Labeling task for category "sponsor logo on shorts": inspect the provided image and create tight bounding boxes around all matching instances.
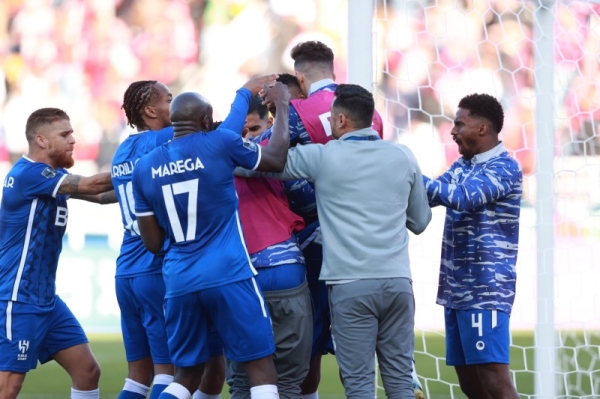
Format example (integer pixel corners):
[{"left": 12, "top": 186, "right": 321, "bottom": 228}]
[{"left": 18, "top": 340, "right": 29, "bottom": 361}]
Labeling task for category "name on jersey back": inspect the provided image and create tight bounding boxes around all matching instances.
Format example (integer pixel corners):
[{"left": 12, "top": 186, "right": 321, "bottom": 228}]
[{"left": 151, "top": 157, "right": 205, "bottom": 179}]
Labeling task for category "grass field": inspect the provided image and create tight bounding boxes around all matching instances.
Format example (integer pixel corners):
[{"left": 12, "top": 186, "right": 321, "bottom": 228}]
[{"left": 19, "top": 331, "right": 600, "bottom": 398}]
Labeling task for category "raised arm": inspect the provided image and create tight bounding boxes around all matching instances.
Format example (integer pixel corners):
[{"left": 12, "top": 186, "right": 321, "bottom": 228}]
[
  {"left": 220, "top": 74, "right": 279, "bottom": 134},
  {"left": 255, "top": 82, "right": 290, "bottom": 172},
  {"left": 56, "top": 172, "right": 113, "bottom": 196}
]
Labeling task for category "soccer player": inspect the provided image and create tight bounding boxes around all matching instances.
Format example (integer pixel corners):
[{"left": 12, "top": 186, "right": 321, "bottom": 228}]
[
  {"left": 131, "top": 81, "right": 290, "bottom": 399},
  {"left": 242, "top": 95, "right": 273, "bottom": 138},
  {"left": 422, "top": 93, "right": 522, "bottom": 399},
  {"left": 228, "top": 96, "right": 313, "bottom": 399},
  {"left": 112, "top": 80, "right": 176, "bottom": 399},
  {"left": 238, "top": 83, "right": 431, "bottom": 399},
  {"left": 0, "top": 108, "right": 115, "bottom": 399},
  {"left": 113, "top": 76, "right": 278, "bottom": 399}
]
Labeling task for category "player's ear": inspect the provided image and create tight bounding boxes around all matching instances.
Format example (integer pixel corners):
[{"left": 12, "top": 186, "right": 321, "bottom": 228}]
[
  {"left": 144, "top": 105, "right": 157, "bottom": 119},
  {"left": 267, "top": 116, "right": 273, "bottom": 128},
  {"left": 35, "top": 134, "right": 47, "bottom": 149}
]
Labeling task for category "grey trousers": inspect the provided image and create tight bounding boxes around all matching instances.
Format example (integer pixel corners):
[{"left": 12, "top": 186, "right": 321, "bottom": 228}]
[
  {"left": 227, "top": 280, "right": 313, "bottom": 399},
  {"left": 329, "top": 278, "right": 415, "bottom": 399}
]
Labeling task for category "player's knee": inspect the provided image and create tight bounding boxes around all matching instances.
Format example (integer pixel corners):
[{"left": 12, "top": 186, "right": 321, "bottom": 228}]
[{"left": 72, "top": 358, "right": 101, "bottom": 390}]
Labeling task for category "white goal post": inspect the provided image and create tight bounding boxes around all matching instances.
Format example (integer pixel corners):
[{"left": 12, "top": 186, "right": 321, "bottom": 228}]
[{"left": 348, "top": 1, "right": 600, "bottom": 398}]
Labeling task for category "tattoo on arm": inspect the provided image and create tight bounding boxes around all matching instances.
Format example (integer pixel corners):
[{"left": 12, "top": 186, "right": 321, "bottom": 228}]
[
  {"left": 98, "top": 190, "right": 118, "bottom": 204},
  {"left": 56, "top": 175, "right": 82, "bottom": 195}
]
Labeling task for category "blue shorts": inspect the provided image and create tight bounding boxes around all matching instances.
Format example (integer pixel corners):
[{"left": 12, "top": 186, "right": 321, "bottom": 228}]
[
  {"left": 445, "top": 308, "right": 510, "bottom": 366},
  {"left": 301, "top": 239, "right": 334, "bottom": 356},
  {"left": 0, "top": 297, "right": 88, "bottom": 372},
  {"left": 255, "top": 263, "right": 306, "bottom": 292},
  {"left": 116, "top": 273, "right": 171, "bottom": 363},
  {"left": 164, "top": 278, "right": 275, "bottom": 367}
]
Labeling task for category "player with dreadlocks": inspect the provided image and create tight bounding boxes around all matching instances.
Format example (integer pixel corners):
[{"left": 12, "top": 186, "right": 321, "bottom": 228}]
[{"left": 112, "top": 80, "right": 177, "bottom": 399}]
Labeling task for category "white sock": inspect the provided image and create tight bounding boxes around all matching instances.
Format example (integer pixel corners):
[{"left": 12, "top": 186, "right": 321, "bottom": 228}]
[
  {"left": 153, "top": 374, "right": 174, "bottom": 386},
  {"left": 302, "top": 392, "right": 318, "bottom": 399},
  {"left": 162, "top": 383, "right": 191, "bottom": 399},
  {"left": 123, "top": 378, "right": 151, "bottom": 396},
  {"left": 71, "top": 388, "right": 99, "bottom": 399},
  {"left": 250, "top": 384, "right": 278, "bottom": 399},
  {"left": 192, "top": 391, "right": 220, "bottom": 399}
]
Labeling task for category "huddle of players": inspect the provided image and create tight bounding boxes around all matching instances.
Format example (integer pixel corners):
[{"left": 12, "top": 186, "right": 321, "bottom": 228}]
[{"left": 0, "top": 39, "right": 522, "bottom": 399}]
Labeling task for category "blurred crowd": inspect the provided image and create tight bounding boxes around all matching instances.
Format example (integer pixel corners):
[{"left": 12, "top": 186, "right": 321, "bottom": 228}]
[
  {"left": 1, "top": 0, "right": 600, "bottom": 179},
  {"left": 376, "top": 0, "right": 600, "bottom": 177}
]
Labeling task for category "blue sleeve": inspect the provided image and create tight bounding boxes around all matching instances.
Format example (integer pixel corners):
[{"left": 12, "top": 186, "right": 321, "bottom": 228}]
[
  {"left": 132, "top": 159, "right": 153, "bottom": 216},
  {"left": 219, "top": 88, "right": 252, "bottom": 134},
  {"left": 283, "top": 179, "right": 318, "bottom": 224},
  {"left": 21, "top": 164, "right": 69, "bottom": 199},
  {"left": 250, "top": 103, "right": 303, "bottom": 145},
  {"left": 218, "top": 128, "right": 261, "bottom": 170},
  {"left": 424, "top": 158, "right": 521, "bottom": 212},
  {"left": 155, "top": 126, "right": 174, "bottom": 146},
  {"left": 288, "top": 104, "right": 305, "bottom": 145}
]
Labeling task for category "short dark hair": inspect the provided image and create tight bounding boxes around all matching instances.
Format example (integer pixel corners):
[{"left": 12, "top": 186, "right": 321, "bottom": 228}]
[
  {"left": 333, "top": 84, "right": 374, "bottom": 129},
  {"left": 458, "top": 93, "right": 504, "bottom": 133},
  {"left": 25, "top": 108, "right": 70, "bottom": 142},
  {"left": 290, "top": 41, "right": 334, "bottom": 74},
  {"left": 277, "top": 73, "right": 300, "bottom": 91},
  {"left": 122, "top": 80, "right": 159, "bottom": 129},
  {"left": 247, "top": 95, "right": 269, "bottom": 120}
]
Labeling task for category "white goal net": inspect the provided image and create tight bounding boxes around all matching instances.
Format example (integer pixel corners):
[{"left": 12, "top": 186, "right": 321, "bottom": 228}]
[{"left": 371, "top": 0, "right": 600, "bottom": 398}]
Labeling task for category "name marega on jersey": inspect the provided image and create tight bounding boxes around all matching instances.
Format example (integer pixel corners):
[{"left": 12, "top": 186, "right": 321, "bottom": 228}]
[{"left": 151, "top": 157, "right": 205, "bottom": 179}]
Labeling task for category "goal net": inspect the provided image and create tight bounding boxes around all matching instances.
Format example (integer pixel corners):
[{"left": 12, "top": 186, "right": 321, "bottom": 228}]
[{"left": 371, "top": 0, "right": 600, "bottom": 397}]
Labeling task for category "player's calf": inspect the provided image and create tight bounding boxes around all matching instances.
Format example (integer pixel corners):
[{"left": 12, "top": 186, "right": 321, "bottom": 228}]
[{"left": 0, "top": 371, "right": 26, "bottom": 399}]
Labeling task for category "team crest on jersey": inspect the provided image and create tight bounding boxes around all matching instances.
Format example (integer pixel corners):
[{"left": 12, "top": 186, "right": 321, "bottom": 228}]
[
  {"left": 42, "top": 167, "right": 57, "bottom": 178},
  {"left": 243, "top": 139, "right": 258, "bottom": 152}
]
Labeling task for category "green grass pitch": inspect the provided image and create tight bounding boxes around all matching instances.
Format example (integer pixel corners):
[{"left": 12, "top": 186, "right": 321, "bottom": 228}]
[{"left": 19, "top": 331, "right": 600, "bottom": 398}]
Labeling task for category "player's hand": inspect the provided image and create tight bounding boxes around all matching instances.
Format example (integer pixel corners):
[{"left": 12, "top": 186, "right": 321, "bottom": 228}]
[
  {"left": 243, "top": 74, "right": 279, "bottom": 96},
  {"left": 263, "top": 82, "right": 290, "bottom": 106}
]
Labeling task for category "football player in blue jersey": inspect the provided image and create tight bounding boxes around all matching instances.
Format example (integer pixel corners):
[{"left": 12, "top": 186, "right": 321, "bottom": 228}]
[
  {"left": 423, "top": 93, "right": 522, "bottom": 399},
  {"left": 114, "top": 76, "right": 279, "bottom": 399},
  {"left": 0, "top": 108, "right": 115, "bottom": 399},
  {"left": 113, "top": 79, "right": 176, "bottom": 399},
  {"left": 131, "top": 81, "right": 290, "bottom": 399}
]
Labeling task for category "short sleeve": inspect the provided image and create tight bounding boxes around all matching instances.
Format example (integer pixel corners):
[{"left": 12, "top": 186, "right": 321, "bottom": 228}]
[
  {"left": 218, "top": 128, "right": 262, "bottom": 170},
  {"left": 21, "top": 164, "right": 69, "bottom": 199}
]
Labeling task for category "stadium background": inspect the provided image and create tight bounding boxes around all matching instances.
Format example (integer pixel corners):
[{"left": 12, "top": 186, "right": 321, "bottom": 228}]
[{"left": 1, "top": 0, "right": 599, "bottom": 397}]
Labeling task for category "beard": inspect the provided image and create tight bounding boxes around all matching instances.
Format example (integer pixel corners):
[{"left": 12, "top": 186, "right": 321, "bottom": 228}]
[{"left": 49, "top": 147, "right": 75, "bottom": 169}]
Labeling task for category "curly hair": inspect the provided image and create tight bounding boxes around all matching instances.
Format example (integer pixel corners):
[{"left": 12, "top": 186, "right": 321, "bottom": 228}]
[
  {"left": 458, "top": 93, "right": 504, "bottom": 133},
  {"left": 25, "top": 108, "right": 70, "bottom": 142},
  {"left": 121, "top": 80, "right": 159, "bottom": 129},
  {"left": 290, "top": 41, "right": 334, "bottom": 74}
]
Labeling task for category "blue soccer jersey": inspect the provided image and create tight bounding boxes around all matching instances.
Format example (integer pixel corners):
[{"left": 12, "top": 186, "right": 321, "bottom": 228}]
[
  {"left": 132, "top": 127, "right": 262, "bottom": 298},
  {"left": 423, "top": 143, "right": 523, "bottom": 315},
  {"left": 111, "top": 126, "right": 173, "bottom": 277},
  {"left": 0, "top": 156, "right": 69, "bottom": 305}
]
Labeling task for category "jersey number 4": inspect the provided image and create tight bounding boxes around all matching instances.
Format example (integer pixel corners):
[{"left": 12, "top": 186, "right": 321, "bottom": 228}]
[{"left": 162, "top": 179, "right": 198, "bottom": 243}]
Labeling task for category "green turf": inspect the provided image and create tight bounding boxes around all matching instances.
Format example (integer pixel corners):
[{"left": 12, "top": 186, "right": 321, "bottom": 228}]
[{"left": 19, "top": 331, "right": 600, "bottom": 398}]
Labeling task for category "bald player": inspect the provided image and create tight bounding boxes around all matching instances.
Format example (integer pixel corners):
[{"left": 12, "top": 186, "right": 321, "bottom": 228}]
[{"left": 131, "top": 81, "right": 291, "bottom": 399}]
